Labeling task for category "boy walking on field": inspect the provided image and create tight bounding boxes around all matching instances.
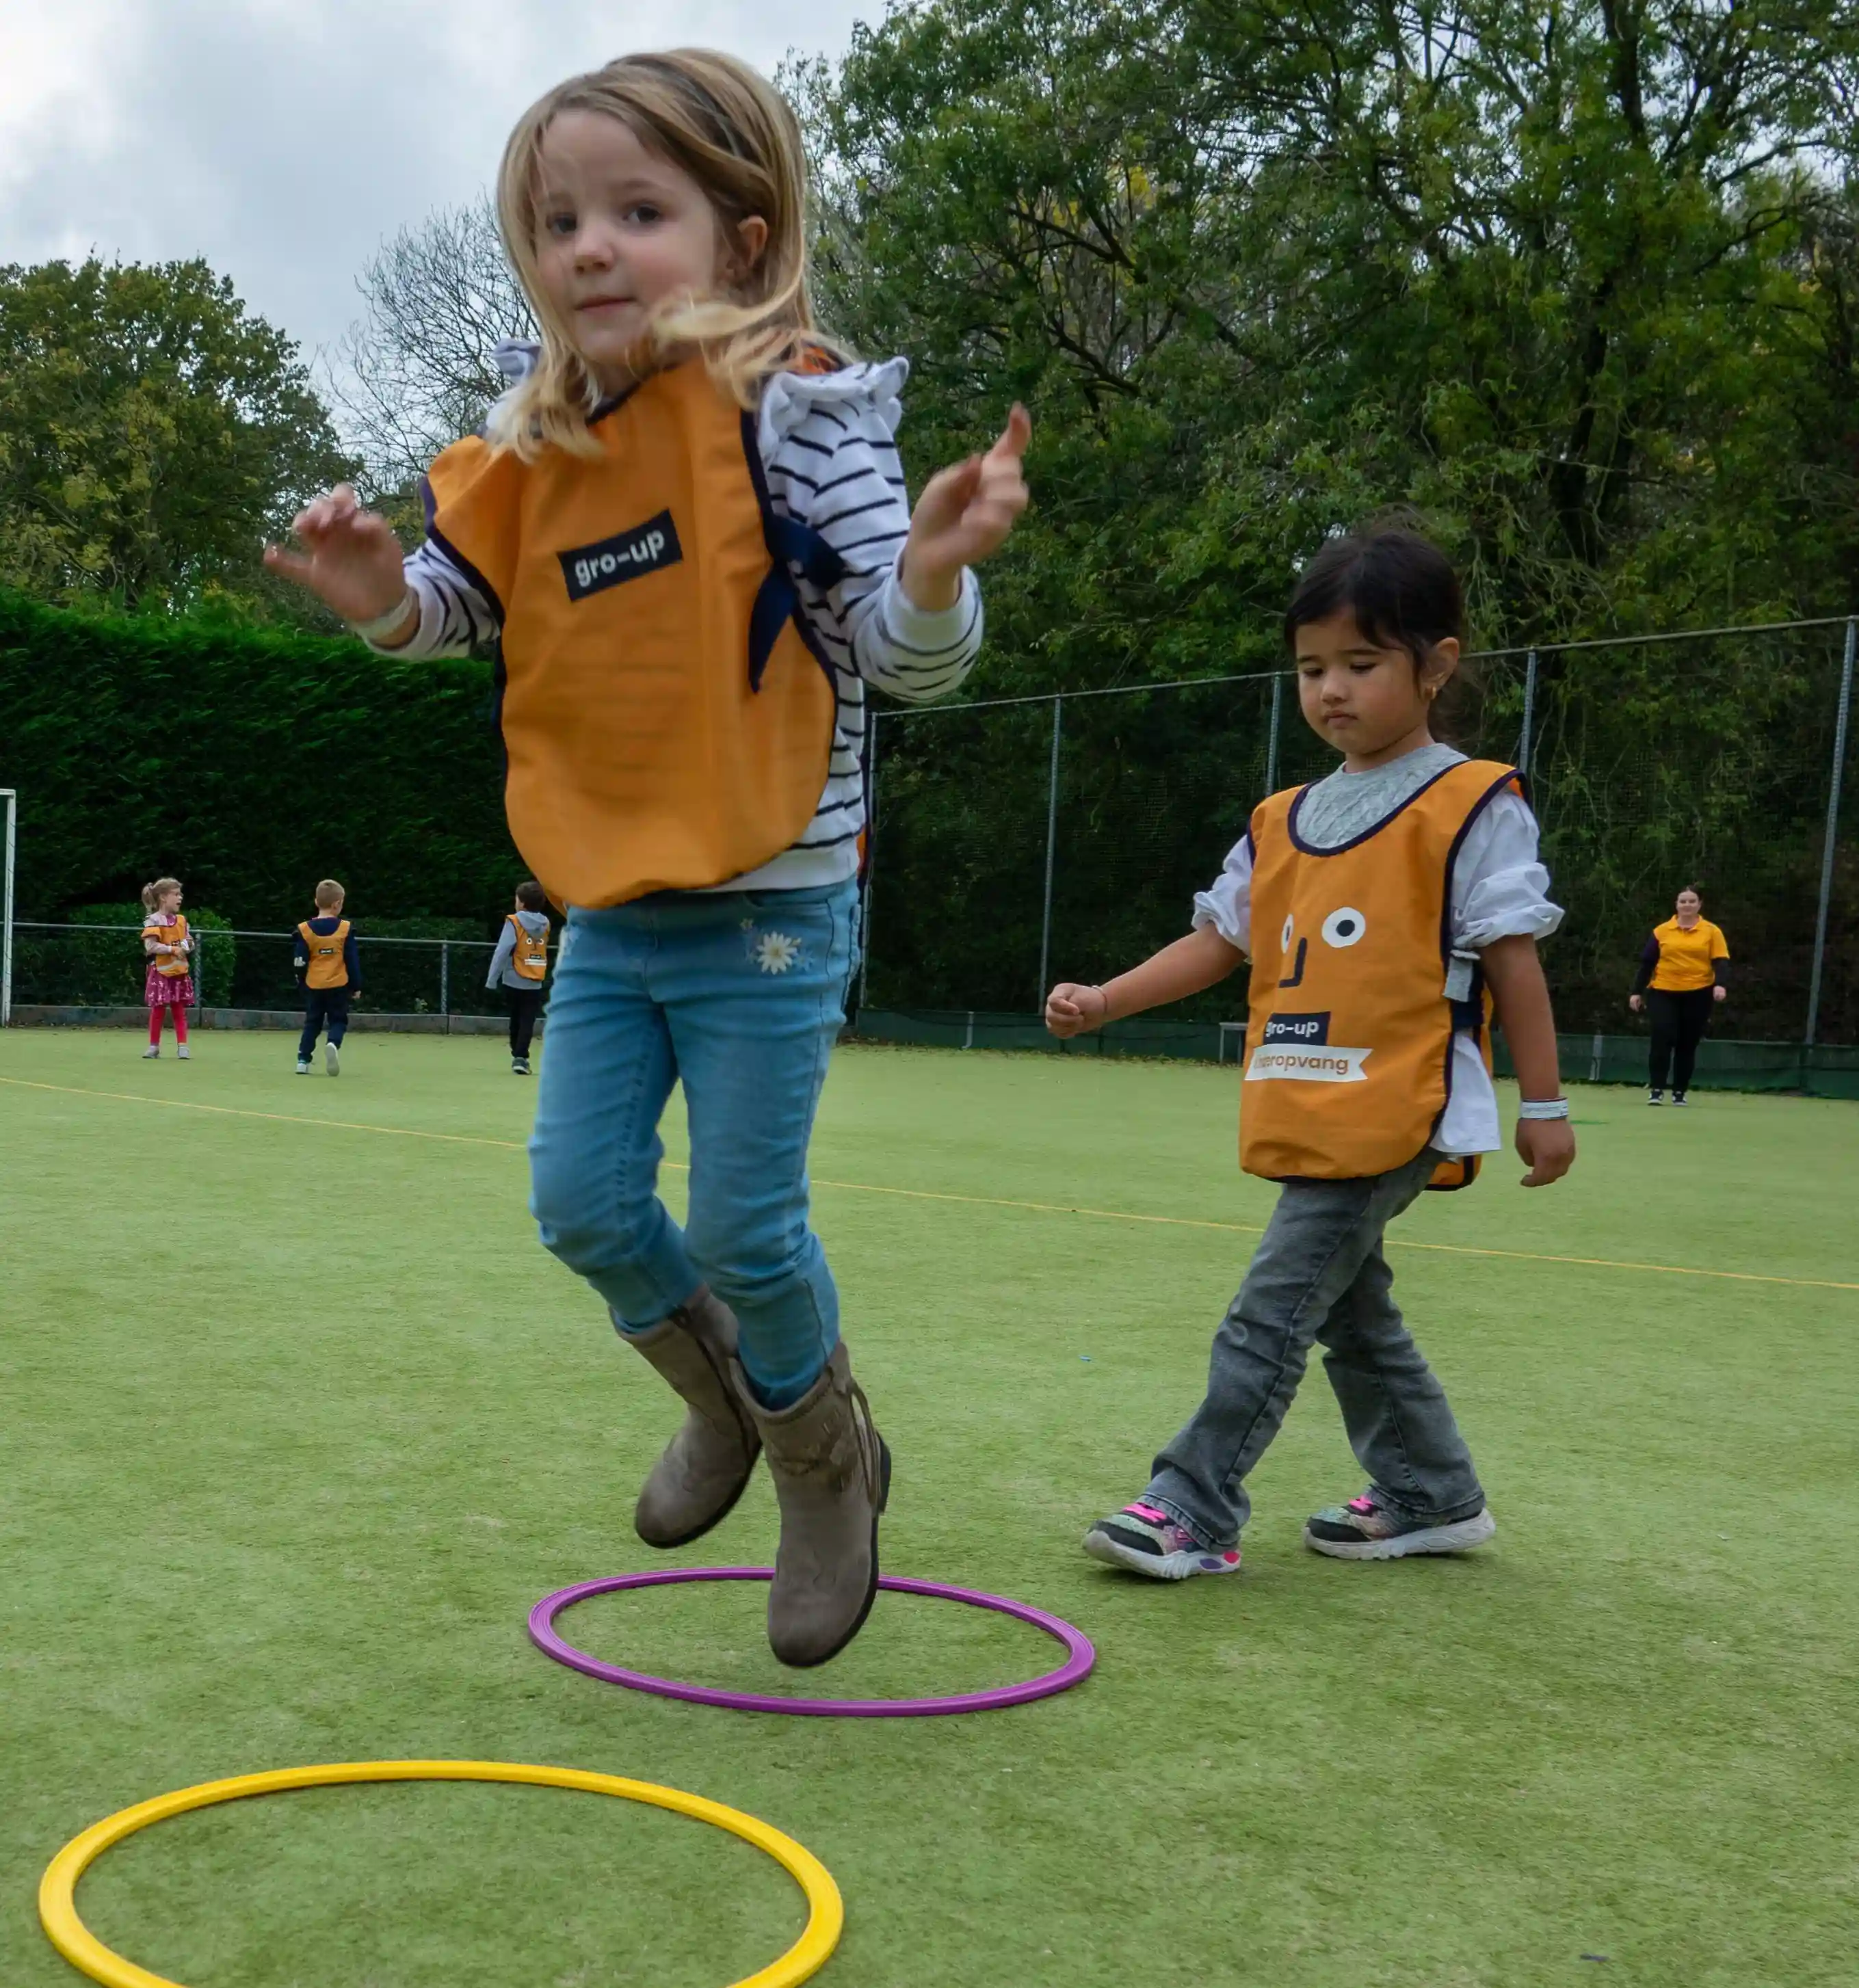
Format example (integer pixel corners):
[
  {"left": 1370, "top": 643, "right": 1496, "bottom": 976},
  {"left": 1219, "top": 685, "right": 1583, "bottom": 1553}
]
[
  {"left": 294, "top": 879, "right": 361, "bottom": 1076},
  {"left": 485, "top": 879, "right": 551, "bottom": 1076}
]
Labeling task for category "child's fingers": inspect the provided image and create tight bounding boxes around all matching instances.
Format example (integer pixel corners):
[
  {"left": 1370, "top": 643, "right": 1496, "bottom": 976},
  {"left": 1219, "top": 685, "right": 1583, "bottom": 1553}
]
[
  {"left": 263, "top": 544, "right": 316, "bottom": 584},
  {"left": 915, "top": 457, "right": 984, "bottom": 525},
  {"left": 985, "top": 402, "right": 1031, "bottom": 464}
]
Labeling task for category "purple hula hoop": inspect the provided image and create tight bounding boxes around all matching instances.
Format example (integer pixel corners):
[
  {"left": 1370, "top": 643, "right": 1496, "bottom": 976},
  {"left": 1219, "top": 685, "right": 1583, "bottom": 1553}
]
[{"left": 527, "top": 1567, "right": 1096, "bottom": 1717}]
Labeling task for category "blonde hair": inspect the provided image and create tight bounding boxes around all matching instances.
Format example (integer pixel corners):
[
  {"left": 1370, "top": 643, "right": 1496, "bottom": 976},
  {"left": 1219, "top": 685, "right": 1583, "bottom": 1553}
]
[
  {"left": 489, "top": 49, "right": 845, "bottom": 459},
  {"left": 315, "top": 879, "right": 345, "bottom": 910},
  {"left": 141, "top": 877, "right": 182, "bottom": 913}
]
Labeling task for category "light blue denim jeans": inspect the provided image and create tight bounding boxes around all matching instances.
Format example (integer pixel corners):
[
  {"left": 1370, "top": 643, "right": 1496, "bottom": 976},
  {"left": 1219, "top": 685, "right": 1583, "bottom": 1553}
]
[{"left": 528, "top": 880, "right": 859, "bottom": 1409}]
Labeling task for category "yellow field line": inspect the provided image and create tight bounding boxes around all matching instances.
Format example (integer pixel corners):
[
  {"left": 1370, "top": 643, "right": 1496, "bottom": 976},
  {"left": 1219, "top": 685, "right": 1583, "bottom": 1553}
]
[
  {"left": 5, "top": 1073, "right": 1856, "bottom": 1294},
  {"left": 0, "top": 1076, "right": 528, "bottom": 1150}
]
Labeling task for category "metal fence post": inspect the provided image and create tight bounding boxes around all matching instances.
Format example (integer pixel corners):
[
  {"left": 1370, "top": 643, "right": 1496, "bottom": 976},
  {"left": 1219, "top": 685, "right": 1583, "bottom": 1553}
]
[
  {"left": 1805, "top": 615, "right": 1857, "bottom": 1048},
  {"left": 1266, "top": 674, "right": 1283, "bottom": 794},
  {"left": 440, "top": 940, "right": 450, "bottom": 1026},
  {"left": 858, "top": 711, "right": 879, "bottom": 1013},
  {"left": 1518, "top": 649, "right": 1539, "bottom": 777},
  {"left": 1036, "top": 695, "right": 1064, "bottom": 1011},
  {"left": 1, "top": 788, "right": 14, "bottom": 1027}
]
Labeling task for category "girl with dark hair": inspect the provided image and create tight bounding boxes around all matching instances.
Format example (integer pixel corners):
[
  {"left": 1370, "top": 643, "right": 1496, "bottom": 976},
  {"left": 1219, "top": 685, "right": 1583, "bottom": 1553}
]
[
  {"left": 1048, "top": 527, "right": 1574, "bottom": 1578},
  {"left": 1629, "top": 887, "right": 1728, "bottom": 1104}
]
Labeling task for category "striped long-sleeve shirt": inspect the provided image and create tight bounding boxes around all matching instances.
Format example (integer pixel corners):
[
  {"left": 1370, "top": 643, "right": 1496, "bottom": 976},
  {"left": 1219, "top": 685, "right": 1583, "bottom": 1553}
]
[{"left": 373, "top": 353, "right": 984, "bottom": 896}]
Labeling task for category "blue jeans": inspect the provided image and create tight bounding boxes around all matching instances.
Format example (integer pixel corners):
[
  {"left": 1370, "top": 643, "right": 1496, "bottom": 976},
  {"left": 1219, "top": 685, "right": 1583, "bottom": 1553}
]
[{"left": 528, "top": 881, "right": 859, "bottom": 1408}]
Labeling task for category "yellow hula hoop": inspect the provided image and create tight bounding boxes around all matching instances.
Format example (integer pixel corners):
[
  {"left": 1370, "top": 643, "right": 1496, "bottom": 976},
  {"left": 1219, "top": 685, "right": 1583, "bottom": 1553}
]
[{"left": 38, "top": 1760, "right": 843, "bottom": 1988}]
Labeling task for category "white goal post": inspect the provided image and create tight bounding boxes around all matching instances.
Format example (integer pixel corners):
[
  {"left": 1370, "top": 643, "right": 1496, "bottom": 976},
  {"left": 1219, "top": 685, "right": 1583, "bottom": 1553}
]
[{"left": 1, "top": 789, "right": 14, "bottom": 1026}]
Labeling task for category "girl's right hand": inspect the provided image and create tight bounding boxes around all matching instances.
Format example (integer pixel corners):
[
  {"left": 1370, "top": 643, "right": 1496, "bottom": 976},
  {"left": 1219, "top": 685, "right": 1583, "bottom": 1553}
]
[
  {"left": 264, "top": 485, "right": 408, "bottom": 624},
  {"left": 1628, "top": 993, "right": 1644, "bottom": 1012},
  {"left": 1045, "top": 982, "right": 1108, "bottom": 1038}
]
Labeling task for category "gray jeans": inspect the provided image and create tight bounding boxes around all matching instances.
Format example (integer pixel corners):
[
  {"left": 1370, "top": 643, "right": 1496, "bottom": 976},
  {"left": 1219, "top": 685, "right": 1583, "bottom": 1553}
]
[{"left": 1146, "top": 1147, "right": 1485, "bottom": 1548}]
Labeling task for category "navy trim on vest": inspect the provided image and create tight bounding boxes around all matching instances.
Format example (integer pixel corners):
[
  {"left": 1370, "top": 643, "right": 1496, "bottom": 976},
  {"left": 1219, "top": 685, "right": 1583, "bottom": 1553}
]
[
  {"left": 1421, "top": 765, "right": 1524, "bottom": 1184},
  {"left": 421, "top": 475, "right": 507, "bottom": 625},
  {"left": 740, "top": 409, "right": 845, "bottom": 693}
]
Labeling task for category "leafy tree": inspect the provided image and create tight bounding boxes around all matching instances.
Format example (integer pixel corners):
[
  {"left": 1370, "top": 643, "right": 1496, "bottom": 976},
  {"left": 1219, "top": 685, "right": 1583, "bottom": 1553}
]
[
  {"left": 0, "top": 257, "right": 356, "bottom": 618},
  {"left": 795, "top": 1, "right": 1859, "bottom": 1029},
  {"left": 799, "top": 0, "right": 1859, "bottom": 675}
]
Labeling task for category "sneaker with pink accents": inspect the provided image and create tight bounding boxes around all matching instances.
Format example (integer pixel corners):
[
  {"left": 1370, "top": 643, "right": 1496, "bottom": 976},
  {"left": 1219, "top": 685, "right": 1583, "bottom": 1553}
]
[
  {"left": 1304, "top": 1488, "right": 1496, "bottom": 1561},
  {"left": 1083, "top": 1501, "right": 1242, "bottom": 1580}
]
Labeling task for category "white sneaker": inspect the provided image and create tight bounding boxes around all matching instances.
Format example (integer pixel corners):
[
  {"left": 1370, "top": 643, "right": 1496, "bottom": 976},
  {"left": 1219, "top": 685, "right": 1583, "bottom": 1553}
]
[
  {"left": 295, "top": 1059, "right": 311, "bottom": 1075},
  {"left": 142, "top": 1046, "right": 159, "bottom": 1059},
  {"left": 324, "top": 1041, "right": 341, "bottom": 1076},
  {"left": 176, "top": 1045, "right": 190, "bottom": 1059}
]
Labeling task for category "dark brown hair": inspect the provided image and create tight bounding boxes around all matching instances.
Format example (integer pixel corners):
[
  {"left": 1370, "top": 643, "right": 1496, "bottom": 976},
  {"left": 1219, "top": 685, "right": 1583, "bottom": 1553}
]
[
  {"left": 516, "top": 879, "right": 548, "bottom": 912},
  {"left": 1286, "top": 525, "right": 1482, "bottom": 743}
]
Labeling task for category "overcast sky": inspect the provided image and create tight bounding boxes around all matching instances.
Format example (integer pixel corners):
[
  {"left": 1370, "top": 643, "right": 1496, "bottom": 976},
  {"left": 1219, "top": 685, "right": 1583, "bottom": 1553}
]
[{"left": 0, "top": 0, "right": 881, "bottom": 371}]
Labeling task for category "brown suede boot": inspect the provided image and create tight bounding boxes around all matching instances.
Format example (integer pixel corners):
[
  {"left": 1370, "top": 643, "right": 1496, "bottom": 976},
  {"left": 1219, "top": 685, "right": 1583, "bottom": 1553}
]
[
  {"left": 739, "top": 1341, "right": 891, "bottom": 1669},
  {"left": 625, "top": 1288, "right": 760, "bottom": 1548}
]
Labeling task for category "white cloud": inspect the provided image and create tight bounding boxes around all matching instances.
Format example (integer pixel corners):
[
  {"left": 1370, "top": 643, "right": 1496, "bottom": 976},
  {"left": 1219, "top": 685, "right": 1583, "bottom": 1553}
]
[{"left": 0, "top": 0, "right": 880, "bottom": 365}]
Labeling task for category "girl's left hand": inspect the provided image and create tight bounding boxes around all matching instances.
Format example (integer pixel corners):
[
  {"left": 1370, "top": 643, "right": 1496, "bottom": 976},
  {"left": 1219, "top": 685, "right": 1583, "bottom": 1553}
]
[
  {"left": 1713, "top": 985, "right": 1727, "bottom": 1002},
  {"left": 900, "top": 404, "right": 1031, "bottom": 611}
]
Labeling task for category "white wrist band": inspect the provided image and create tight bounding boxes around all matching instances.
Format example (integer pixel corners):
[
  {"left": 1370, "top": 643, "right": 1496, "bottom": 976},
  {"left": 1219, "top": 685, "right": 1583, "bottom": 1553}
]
[
  {"left": 1517, "top": 1098, "right": 1570, "bottom": 1121},
  {"left": 349, "top": 589, "right": 417, "bottom": 642}
]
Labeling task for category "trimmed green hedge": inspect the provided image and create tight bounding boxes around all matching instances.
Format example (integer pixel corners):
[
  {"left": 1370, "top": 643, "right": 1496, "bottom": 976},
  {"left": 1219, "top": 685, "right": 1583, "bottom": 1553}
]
[{"left": 0, "top": 587, "right": 520, "bottom": 929}]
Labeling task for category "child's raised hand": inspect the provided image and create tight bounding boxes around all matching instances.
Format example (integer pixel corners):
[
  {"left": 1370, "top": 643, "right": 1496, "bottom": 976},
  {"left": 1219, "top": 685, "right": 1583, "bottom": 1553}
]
[
  {"left": 1045, "top": 981, "right": 1108, "bottom": 1039},
  {"left": 264, "top": 485, "right": 409, "bottom": 626},
  {"left": 900, "top": 404, "right": 1031, "bottom": 611},
  {"left": 1515, "top": 1118, "right": 1576, "bottom": 1188}
]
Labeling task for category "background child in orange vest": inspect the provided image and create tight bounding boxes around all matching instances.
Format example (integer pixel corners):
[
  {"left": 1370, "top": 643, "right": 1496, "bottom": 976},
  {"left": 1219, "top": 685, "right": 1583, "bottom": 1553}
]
[
  {"left": 1048, "top": 529, "right": 1575, "bottom": 1579},
  {"left": 293, "top": 879, "right": 361, "bottom": 1077},
  {"left": 487, "top": 879, "right": 552, "bottom": 1075},
  {"left": 265, "top": 51, "right": 1027, "bottom": 1666},
  {"left": 140, "top": 877, "right": 193, "bottom": 1059}
]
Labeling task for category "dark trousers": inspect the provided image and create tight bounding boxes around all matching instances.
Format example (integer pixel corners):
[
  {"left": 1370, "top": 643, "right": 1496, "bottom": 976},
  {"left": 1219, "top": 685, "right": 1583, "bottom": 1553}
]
[
  {"left": 1146, "top": 1146, "right": 1483, "bottom": 1546},
  {"left": 1648, "top": 987, "right": 1713, "bottom": 1091},
  {"left": 506, "top": 985, "right": 544, "bottom": 1059},
  {"left": 299, "top": 988, "right": 351, "bottom": 1059}
]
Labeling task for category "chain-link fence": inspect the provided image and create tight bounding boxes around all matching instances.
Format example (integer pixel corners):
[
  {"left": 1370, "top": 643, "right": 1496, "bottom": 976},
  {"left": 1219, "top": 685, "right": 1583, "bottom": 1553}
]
[
  {"left": 7, "top": 925, "right": 516, "bottom": 1020},
  {"left": 858, "top": 615, "right": 1859, "bottom": 1052}
]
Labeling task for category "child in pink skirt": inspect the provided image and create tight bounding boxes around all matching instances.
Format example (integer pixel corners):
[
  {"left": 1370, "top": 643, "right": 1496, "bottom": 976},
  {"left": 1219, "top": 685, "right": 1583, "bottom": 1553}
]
[{"left": 141, "top": 877, "right": 194, "bottom": 1059}]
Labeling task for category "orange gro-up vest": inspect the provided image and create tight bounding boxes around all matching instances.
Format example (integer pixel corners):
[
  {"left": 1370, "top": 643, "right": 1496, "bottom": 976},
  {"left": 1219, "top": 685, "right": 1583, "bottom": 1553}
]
[
  {"left": 508, "top": 915, "right": 549, "bottom": 983},
  {"left": 144, "top": 914, "right": 190, "bottom": 977},
  {"left": 1239, "top": 759, "right": 1523, "bottom": 1191},
  {"left": 422, "top": 360, "right": 841, "bottom": 908},
  {"left": 298, "top": 920, "right": 352, "bottom": 990}
]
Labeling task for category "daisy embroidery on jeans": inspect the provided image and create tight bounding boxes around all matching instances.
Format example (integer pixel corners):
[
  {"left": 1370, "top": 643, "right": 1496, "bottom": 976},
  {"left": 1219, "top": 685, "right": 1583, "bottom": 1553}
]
[{"left": 752, "top": 931, "right": 802, "bottom": 975}]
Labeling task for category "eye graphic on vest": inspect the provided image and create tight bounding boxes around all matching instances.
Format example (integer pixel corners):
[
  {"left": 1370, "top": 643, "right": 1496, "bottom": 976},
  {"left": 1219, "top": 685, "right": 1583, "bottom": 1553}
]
[
  {"left": 1321, "top": 907, "right": 1368, "bottom": 949},
  {"left": 1280, "top": 914, "right": 1294, "bottom": 951}
]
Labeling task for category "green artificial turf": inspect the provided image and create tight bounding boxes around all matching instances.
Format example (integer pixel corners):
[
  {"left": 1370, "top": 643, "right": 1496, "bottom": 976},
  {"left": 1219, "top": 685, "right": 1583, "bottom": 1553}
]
[{"left": 2, "top": 1028, "right": 1855, "bottom": 1987}]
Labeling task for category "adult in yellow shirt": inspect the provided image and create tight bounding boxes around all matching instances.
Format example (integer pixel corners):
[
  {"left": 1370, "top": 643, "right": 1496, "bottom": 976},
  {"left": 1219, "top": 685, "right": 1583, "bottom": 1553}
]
[{"left": 1629, "top": 887, "right": 1728, "bottom": 1105}]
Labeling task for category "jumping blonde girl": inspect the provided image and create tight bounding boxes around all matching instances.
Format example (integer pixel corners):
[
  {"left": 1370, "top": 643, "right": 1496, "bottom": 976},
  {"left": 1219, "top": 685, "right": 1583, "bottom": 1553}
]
[
  {"left": 1048, "top": 529, "right": 1574, "bottom": 1578},
  {"left": 267, "top": 50, "right": 1028, "bottom": 1665},
  {"left": 140, "top": 878, "right": 193, "bottom": 1059}
]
